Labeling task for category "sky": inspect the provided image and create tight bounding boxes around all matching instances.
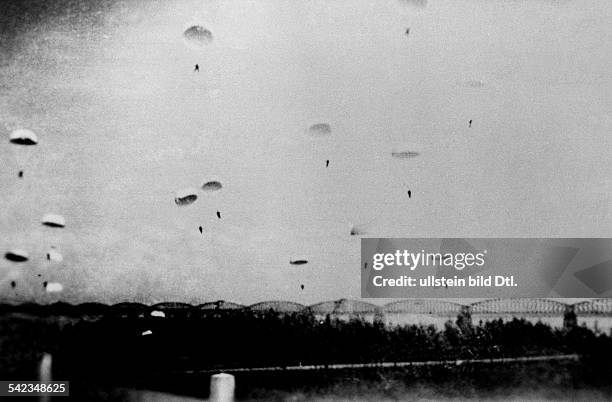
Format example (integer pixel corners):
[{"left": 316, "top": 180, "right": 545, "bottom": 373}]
[{"left": 0, "top": 0, "right": 611, "bottom": 305}]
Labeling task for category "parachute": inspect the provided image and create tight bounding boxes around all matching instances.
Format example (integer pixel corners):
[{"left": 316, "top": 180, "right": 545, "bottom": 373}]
[
  {"left": 306, "top": 123, "right": 332, "bottom": 137},
  {"left": 9, "top": 129, "right": 38, "bottom": 145},
  {"left": 391, "top": 146, "right": 420, "bottom": 159},
  {"left": 183, "top": 25, "right": 213, "bottom": 47},
  {"left": 391, "top": 150, "right": 420, "bottom": 159},
  {"left": 349, "top": 218, "right": 378, "bottom": 236},
  {"left": 46, "top": 247, "right": 63, "bottom": 262},
  {"left": 398, "top": 0, "right": 427, "bottom": 8},
  {"left": 5, "top": 249, "right": 29, "bottom": 262},
  {"left": 350, "top": 225, "right": 366, "bottom": 236},
  {"left": 175, "top": 188, "right": 198, "bottom": 206},
  {"left": 151, "top": 310, "right": 166, "bottom": 318},
  {"left": 458, "top": 79, "right": 486, "bottom": 88},
  {"left": 142, "top": 330, "right": 153, "bottom": 336},
  {"left": 42, "top": 214, "right": 66, "bottom": 228},
  {"left": 290, "top": 259, "right": 308, "bottom": 265},
  {"left": 9, "top": 129, "right": 38, "bottom": 175},
  {"left": 45, "top": 282, "right": 63, "bottom": 293},
  {"left": 202, "top": 180, "right": 223, "bottom": 192}
]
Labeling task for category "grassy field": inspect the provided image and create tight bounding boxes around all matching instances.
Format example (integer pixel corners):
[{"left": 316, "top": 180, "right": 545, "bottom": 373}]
[
  {"left": 63, "top": 360, "right": 612, "bottom": 401},
  {"left": 2, "top": 309, "right": 612, "bottom": 401}
]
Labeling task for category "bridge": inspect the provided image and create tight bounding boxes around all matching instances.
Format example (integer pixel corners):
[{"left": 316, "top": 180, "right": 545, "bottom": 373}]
[{"left": 3, "top": 298, "right": 612, "bottom": 331}]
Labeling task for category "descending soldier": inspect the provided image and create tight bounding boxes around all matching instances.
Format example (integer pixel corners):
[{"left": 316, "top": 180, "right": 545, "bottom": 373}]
[{"left": 9, "top": 129, "right": 38, "bottom": 180}]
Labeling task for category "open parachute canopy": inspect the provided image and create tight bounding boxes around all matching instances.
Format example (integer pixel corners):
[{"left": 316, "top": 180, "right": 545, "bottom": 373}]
[
  {"left": 290, "top": 259, "right": 309, "bottom": 265},
  {"left": 175, "top": 188, "right": 198, "bottom": 206},
  {"left": 47, "top": 247, "right": 63, "bottom": 262},
  {"left": 398, "top": 0, "right": 427, "bottom": 9},
  {"left": 349, "top": 219, "right": 377, "bottom": 236},
  {"left": 42, "top": 213, "right": 66, "bottom": 228},
  {"left": 45, "top": 282, "right": 63, "bottom": 293},
  {"left": 201, "top": 180, "right": 223, "bottom": 192},
  {"left": 5, "top": 249, "right": 29, "bottom": 262},
  {"left": 458, "top": 79, "right": 486, "bottom": 88},
  {"left": 391, "top": 143, "right": 421, "bottom": 159},
  {"left": 306, "top": 123, "right": 332, "bottom": 137},
  {"left": 350, "top": 225, "right": 367, "bottom": 236},
  {"left": 9, "top": 129, "right": 38, "bottom": 145},
  {"left": 183, "top": 25, "right": 213, "bottom": 46},
  {"left": 391, "top": 150, "right": 420, "bottom": 158}
]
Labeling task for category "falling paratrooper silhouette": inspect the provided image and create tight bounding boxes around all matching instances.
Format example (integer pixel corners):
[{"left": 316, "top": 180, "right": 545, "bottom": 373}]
[
  {"left": 10, "top": 281, "right": 16, "bottom": 289},
  {"left": 199, "top": 226, "right": 203, "bottom": 234},
  {"left": 469, "top": 119, "right": 473, "bottom": 128},
  {"left": 216, "top": 211, "right": 221, "bottom": 219},
  {"left": 300, "top": 284, "right": 304, "bottom": 290},
  {"left": 405, "top": 28, "right": 410, "bottom": 36},
  {"left": 408, "top": 190, "right": 411, "bottom": 198},
  {"left": 326, "top": 160, "right": 329, "bottom": 168},
  {"left": 194, "top": 64, "right": 199, "bottom": 72},
  {"left": 18, "top": 170, "right": 23, "bottom": 178}
]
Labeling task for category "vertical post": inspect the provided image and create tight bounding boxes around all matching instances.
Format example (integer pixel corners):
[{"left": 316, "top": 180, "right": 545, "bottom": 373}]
[
  {"left": 39, "top": 353, "right": 52, "bottom": 402},
  {"left": 209, "top": 373, "right": 235, "bottom": 402}
]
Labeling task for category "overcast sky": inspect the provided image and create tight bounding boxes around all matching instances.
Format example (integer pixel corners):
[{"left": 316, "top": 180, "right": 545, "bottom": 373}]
[{"left": 1, "top": 0, "right": 610, "bottom": 305}]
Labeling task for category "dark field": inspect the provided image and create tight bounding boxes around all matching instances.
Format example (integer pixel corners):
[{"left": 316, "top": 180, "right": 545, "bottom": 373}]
[
  {"left": 55, "top": 361, "right": 612, "bottom": 401},
  {"left": 1, "top": 305, "right": 612, "bottom": 400}
]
